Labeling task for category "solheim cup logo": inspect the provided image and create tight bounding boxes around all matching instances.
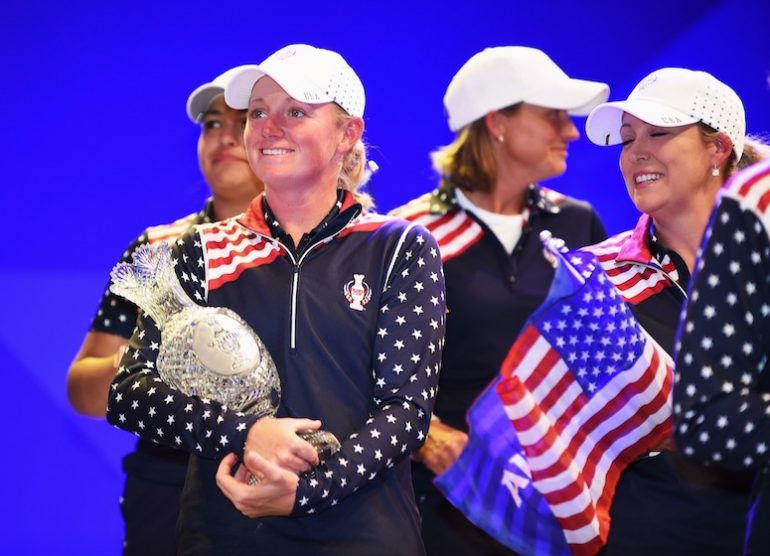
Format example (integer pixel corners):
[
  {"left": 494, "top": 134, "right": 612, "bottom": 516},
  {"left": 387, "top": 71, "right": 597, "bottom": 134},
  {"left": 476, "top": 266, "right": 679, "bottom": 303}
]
[
  {"left": 344, "top": 273, "right": 371, "bottom": 312},
  {"left": 110, "top": 242, "right": 340, "bottom": 460}
]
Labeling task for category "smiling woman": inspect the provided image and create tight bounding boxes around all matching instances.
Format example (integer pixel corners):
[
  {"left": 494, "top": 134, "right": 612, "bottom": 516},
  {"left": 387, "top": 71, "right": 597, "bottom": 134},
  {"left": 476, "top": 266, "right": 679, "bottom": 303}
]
[
  {"left": 105, "top": 44, "right": 447, "bottom": 556},
  {"left": 580, "top": 67, "right": 770, "bottom": 555}
]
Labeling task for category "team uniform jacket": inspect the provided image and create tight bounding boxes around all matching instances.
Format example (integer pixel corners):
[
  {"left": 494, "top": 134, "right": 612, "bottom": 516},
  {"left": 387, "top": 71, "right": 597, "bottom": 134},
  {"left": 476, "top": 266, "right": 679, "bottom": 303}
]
[
  {"left": 583, "top": 213, "right": 752, "bottom": 555},
  {"left": 393, "top": 184, "right": 606, "bottom": 555},
  {"left": 106, "top": 190, "right": 446, "bottom": 556},
  {"left": 394, "top": 184, "right": 606, "bottom": 431},
  {"left": 675, "top": 159, "right": 770, "bottom": 554}
]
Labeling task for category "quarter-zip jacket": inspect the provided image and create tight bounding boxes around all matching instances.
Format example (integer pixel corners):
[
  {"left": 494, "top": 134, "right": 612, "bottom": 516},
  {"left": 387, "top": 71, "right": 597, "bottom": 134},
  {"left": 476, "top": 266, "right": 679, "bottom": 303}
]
[
  {"left": 107, "top": 191, "right": 447, "bottom": 555},
  {"left": 394, "top": 184, "right": 607, "bottom": 431}
]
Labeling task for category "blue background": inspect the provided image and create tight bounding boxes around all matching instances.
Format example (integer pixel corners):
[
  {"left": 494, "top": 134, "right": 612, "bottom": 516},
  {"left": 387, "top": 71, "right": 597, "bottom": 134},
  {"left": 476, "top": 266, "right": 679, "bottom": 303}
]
[{"left": 3, "top": 1, "right": 769, "bottom": 553}]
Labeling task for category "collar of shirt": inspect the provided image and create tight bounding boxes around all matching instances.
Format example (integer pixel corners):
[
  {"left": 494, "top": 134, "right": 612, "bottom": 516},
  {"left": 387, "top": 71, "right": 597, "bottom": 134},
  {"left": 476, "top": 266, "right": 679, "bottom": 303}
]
[
  {"left": 428, "top": 183, "right": 560, "bottom": 218},
  {"left": 454, "top": 188, "right": 524, "bottom": 254},
  {"left": 648, "top": 220, "right": 691, "bottom": 290},
  {"left": 262, "top": 189, "right": 347, "bottom": 257}
]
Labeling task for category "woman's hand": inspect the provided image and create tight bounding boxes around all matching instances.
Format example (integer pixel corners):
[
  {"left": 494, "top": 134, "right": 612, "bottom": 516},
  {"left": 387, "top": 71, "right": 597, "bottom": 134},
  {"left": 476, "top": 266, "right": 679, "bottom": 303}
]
[
  {"left": 216, "top": 452, "right": 298, "bottom": 518},
  {"left": 245, "top": 417, "right": 321, "bottom": 474},
  {"left": 413, "top": 419, "right": 468, "bottom": 476}
]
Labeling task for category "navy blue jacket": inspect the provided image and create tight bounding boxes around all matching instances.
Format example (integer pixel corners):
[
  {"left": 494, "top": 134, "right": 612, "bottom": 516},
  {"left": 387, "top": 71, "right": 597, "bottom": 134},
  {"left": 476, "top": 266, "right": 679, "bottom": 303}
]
[
  {"left": 675, "top": 159, "right": 770, "bottom": 554},
  {"left": 107, "top": 191, "right": 446, "bottom": 555}
]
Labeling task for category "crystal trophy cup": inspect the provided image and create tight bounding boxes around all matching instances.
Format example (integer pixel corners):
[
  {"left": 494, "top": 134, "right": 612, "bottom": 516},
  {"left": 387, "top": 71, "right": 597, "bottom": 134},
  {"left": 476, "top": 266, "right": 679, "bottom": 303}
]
[{"left": 110, "top": 242, "right": 340, "bottom": 462}]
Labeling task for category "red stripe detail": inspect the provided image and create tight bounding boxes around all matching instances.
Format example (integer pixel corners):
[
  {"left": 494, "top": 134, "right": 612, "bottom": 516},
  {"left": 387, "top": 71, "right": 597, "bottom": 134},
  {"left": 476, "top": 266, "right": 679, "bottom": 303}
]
[
  {"left": 621, "top": 280, "right": 670, "bottom": 305},
  {"left": 440, "top": 233, "right": 483, "bottom": 263},
  {"left": 338, "top": 218, "right": 389, "bottom": 237},
  {"left": 147, "top": 231, "right": 182, "bottom": 245},
  {"left": 422, "top": 211, "right": 460, "bottom": 233},
  {"left": 500, "top": 326, "right": 542, "bottom": 378},
  {"left": 207, "top": 241, "right": 278, "bottom": 269},
  {"left": 208, "top": 249, "right": 283, "bottom": 290},
  {"left": 758, "top": 188, "right": 770, "bottom": 214},
  {"left": 438, "top": 216, "right": 476, "bottom": 246},
  {"left": 737, "top": 169, "right": 768, "bottom": 198}
]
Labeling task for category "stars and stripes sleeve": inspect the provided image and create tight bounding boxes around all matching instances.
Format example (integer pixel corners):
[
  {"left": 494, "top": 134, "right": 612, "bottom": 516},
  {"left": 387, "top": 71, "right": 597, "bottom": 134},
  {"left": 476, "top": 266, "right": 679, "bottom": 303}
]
[
  {"left": 89, "top": 231, "right": 148, "bottom": 338},
  {"left": 674, "top": 194, "right": 770, "bottom": 471},
  {"left": 292, "top": 224, "right": 447, "bottom": 515},
  {"left": 105, "top": 229, "right": 256, "bottom": 459}
]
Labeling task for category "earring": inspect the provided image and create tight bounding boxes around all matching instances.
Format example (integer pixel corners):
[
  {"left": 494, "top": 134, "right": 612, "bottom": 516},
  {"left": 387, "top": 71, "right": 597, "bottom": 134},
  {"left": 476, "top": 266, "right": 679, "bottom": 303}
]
[{"left": 711, "top": 166, "right": 720, "bottom": 177}]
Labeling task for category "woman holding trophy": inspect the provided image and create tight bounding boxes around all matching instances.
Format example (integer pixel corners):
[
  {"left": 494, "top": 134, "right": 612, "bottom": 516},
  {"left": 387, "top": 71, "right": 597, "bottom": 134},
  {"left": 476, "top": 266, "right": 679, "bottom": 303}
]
[{"left": 106, "top": 44, "right": 446, "bottom": 555}]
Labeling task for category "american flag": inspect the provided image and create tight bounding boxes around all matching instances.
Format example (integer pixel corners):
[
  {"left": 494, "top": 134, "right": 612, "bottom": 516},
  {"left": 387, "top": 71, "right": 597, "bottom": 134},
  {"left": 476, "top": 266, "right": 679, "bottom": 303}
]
[
  {"left": 437, "top": 242, "right": 673, "bottom": 555},
  {"left": 496, "top": 246, "right": 673, "bottom": 554}
]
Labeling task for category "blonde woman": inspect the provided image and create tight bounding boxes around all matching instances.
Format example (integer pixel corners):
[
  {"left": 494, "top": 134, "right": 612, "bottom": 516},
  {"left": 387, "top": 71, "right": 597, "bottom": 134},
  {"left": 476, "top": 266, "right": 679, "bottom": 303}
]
[
  {"left": 106, "top": 44, "right": 446, "bottom": 555},
  {"left": 583, "top": 67, "right": 769, "bottom": 555}
]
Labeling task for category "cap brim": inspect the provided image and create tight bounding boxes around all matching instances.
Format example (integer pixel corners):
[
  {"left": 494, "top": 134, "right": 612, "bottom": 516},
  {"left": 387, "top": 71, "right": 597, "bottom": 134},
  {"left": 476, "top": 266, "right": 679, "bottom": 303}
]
[
  {"left": 186, "top": 84, "right": 225, "bottom": 123},
  {"left": 224, "top": 66, "right": 264, "bottom": 110},
  {"left": 224, "top": 64, "right": 333, "bottom": 110},
  {"left": 585, "top": 98, "right": 699, "bottom": 147},
  {"left": 526, "top": 78, "right": 610, "bottom": 116}
]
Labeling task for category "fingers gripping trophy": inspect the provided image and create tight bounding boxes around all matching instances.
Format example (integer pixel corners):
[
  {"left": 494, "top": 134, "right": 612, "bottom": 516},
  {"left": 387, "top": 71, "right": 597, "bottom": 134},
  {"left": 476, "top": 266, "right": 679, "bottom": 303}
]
[{"left": 110, "top": 242, "right": 341, "bottom": 464}]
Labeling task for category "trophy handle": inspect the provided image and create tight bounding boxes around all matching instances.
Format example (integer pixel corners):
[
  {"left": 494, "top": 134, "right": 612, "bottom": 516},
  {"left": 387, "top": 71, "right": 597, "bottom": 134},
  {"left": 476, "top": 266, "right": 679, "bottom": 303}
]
[
  {"left": 299, "top": 429, "right": 341, "bottom": 463},
  {"left": 246, "top": 429, "right": 341, "bottom": 486}
]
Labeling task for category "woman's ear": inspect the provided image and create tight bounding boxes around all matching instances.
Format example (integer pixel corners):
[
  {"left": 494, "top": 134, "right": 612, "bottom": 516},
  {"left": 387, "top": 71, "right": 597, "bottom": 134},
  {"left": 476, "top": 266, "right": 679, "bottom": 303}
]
[
  {"left": 712, "top": 132, "right": 734, "bottom": 167},
  {"left": 339, "top": 116, "right": 364, "bottom": 153},
  {"left": 484, "top": 111, "right": 504, "bottom": 141}
]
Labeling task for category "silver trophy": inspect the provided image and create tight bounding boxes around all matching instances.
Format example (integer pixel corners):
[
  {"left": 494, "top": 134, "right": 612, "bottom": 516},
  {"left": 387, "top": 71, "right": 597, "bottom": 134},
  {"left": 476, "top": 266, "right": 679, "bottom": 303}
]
[{"left": 110, "top": 242, "right": 340, "bottom": 463}]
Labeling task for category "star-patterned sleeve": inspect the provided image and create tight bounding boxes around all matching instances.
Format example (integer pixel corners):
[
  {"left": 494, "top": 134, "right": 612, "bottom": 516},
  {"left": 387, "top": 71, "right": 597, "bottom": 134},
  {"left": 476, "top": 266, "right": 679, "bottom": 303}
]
[
  {"left": 90, "top": 231, "right": 148, "bottom": 338},
  {"left": 105, "top": 230, "right": 256, "bottom": 459},
  {"left": 292, "top": 224, "right": 446, "bottom": 515},
  {"left": 674, "top": 194, "right": 770, "bottom": 472}
]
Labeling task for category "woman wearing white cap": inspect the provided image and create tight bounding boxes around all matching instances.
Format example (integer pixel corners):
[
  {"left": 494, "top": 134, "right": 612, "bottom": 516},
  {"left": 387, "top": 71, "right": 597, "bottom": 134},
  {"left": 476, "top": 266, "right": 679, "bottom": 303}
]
[
  {"left": 67, "top": 68, "right": 264, "bottom": 555},
  {"left": 392, "top": 46, "right": 609, "bottom": 555},
  {"left": 583, "top": 67, "right": 769, "bottom": 555},
  {"left": 106, "top": 44, "right": 446, "bottom": 555}
]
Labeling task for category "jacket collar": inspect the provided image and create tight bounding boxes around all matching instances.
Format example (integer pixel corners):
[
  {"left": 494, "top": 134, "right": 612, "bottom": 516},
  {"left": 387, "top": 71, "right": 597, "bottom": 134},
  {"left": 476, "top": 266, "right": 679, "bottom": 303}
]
[
  {"left": 237, "top": 190, "right": 361, "bottom": 239},
  {"left": 617, "top": 213, "right": 655, "bottom": 264},
  {"left": 428, "top": 183, "right": 561, "bottom": 217}
]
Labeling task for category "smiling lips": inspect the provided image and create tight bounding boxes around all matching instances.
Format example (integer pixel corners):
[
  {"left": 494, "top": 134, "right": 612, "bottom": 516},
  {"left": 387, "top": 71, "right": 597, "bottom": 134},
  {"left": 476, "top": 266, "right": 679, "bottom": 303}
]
[{"left": 634, "top": 172, "right": 664, "bottom": 186}]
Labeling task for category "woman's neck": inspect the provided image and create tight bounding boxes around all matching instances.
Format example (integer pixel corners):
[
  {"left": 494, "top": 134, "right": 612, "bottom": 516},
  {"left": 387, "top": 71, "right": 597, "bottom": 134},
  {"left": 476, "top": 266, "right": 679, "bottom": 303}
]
[
  {"left": 651, "top": 210, "right": 711, "bottom": 272},
  {"left": 266, "top": 183, "right": 339, "bottom": 245},
  {"left": 651, "top": 181, "right": 722, "bottom": 271},
  {"left": 464, "top": 177, "right": 529, "bottom": 215},
  {"left": 211, "top": 195, "right": 254, "bottom": 221}
]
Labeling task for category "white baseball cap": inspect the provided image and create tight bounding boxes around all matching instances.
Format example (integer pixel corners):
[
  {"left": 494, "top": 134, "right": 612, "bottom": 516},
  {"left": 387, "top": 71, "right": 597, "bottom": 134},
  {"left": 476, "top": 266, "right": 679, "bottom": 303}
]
[
  {"left": 186, "top": 66, "right": 249, "bottom": 123},
  {"left": 225, "top": 44, "right": 365, "bottom": 118},
  {"left": 444, "top": 46, "right": 609, "bottom": 132},
  {"left": 585, "top": 67, "right": 746, "bottom": 159}
]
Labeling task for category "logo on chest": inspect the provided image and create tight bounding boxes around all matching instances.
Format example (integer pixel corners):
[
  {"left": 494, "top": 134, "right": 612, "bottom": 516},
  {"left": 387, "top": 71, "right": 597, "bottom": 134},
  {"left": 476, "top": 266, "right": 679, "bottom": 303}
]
[{"left": 343, "top": 273, "right": 372, "bottom": 311}]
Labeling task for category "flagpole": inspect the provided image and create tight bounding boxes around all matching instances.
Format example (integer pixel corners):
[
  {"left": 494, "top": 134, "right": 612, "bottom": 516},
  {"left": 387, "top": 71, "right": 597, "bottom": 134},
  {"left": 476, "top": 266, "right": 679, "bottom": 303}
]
[{"left": 539, "top": 230, "right": 586, "bottom": 285}]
